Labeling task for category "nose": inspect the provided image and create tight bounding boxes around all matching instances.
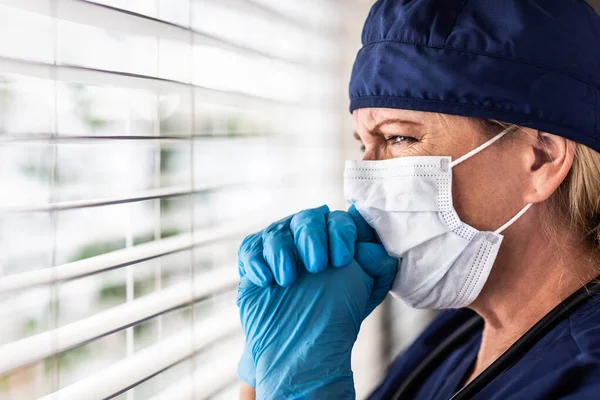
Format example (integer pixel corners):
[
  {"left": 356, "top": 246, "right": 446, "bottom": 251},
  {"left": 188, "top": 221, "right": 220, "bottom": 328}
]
[
  {"left": 362, "top": 147, "right": 394, "bottom": 161},
  {"left": 362, "top": 149, "right": 378, "bottom": 161}
]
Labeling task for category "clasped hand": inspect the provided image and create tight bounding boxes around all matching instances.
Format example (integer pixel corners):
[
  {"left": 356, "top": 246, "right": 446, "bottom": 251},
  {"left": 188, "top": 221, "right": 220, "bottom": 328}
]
[{"left": 236, "top": 205, "right": 398, "bottom": 399}]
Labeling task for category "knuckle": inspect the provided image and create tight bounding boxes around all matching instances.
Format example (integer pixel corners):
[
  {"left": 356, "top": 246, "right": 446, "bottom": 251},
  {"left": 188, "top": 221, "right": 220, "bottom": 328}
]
[
  {"left": 239, "top": 233, "right": 260, "bottom": 255},
  {"left": 292, "top": 208, "right": 325, "bottom": 227},
  {"left": 264, "top": 214, "right": 293, "bottom": 235},
  {"left": 328, "top": 210, "right": 353, "bottom": 227},
  {"left": 264, "top": 224, "right": 292, "bottom": 242},
  {"left": 265, "top": 220, "right": 287, "bottom": 234}
]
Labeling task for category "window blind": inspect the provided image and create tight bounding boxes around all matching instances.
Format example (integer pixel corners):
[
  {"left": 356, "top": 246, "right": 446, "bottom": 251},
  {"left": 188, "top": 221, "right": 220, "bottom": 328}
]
[{"left": 0, "top": 0, "right": 357, "bottom": 398}]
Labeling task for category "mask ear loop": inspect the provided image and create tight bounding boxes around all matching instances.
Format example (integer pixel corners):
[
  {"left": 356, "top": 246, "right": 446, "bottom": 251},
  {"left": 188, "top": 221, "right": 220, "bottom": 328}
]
[
  {"left": 450, "top": 127, "right": 513, "bottom": 168},
  {"left": 448, "top": 126, "right": 533, "bottom": 234},
  {"left": 494, "top": 203, "right": 533, "bottom": 234}
]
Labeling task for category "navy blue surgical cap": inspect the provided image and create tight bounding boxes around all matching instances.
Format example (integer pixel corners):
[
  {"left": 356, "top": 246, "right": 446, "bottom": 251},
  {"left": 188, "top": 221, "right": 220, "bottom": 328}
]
[{"left": 349, "top": 0, "right": 600, "bottom": 152}]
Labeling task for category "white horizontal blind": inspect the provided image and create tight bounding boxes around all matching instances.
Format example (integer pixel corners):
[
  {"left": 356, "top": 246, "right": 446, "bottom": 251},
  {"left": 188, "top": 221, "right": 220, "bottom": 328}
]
[{"left": 0, "top": 0, "right": 357, "bottom": 398}]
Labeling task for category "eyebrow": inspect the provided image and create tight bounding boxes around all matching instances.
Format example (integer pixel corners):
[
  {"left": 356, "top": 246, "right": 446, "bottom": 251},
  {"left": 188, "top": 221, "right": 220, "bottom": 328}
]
[
  {"left": 354, "top": 119, "right": 423, "bottom": 141},
  {"left": 371, "top": 119, "right": 423, "bottom": 134}
]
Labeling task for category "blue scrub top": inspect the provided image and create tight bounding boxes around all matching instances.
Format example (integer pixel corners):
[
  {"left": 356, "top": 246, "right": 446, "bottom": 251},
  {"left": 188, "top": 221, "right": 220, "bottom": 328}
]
[{"left": 369, "top": 292, "right": 600, "bottom": 399}]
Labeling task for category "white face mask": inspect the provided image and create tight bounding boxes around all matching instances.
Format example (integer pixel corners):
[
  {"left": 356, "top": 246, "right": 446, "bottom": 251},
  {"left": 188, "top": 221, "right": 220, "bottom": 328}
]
[{"left": 344, "top": 129, "right": 532, "bottom": 309}]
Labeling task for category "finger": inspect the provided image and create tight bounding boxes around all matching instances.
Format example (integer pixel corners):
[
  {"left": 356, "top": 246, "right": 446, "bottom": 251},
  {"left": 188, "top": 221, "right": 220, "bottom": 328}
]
[
  {"left": 262, "top": 215, "right": 299, "bottom": 286},
  {"left": 354, "top": 242, "right": 398, "bottom": 317},
  {"left": 238, "top": 233, "right": 274, "bottom": 287},
  {"left": 315, "top": 204, "right": 330, "bottom": 214},
  {"left": 347, "top": 205, "right": 378, "bottom": 242},
  {"left": 327, "top": 211, "right": 357, "bottom": 267},
  {"left": 290, "top": 206, "right": 330, "bottom": 274}
]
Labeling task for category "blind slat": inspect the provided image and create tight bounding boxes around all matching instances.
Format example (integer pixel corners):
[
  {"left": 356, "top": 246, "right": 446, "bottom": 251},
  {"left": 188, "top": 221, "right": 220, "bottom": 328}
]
[
  {"left": 0, "top": 0, "right": 327, "bottom": 69},
  {"left": 0, "top": 132, "right": 271, "bottom": 144},
  {"left": 0, "top": 220, "right": 256, "bottom": 294},
  {"left": 148, "top": 338, "right": 242, "bottom": 400},
  {"left": 0, "top": 269, "right": 238, "bottom": 375},
  {"left": 37, "top": 309, "right": 240, "bottom": 400},
  {"left": 1, "top": 184, "right": 194, "bottom": 212},
  {"left": 0, "top": 55, "right": 298, "bottom": 107}
]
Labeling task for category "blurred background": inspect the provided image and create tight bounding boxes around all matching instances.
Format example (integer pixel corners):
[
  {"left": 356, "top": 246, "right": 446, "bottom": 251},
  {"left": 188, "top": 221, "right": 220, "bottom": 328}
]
[{"left": 1, "top": 1, "right": 599, "bottom": 399}]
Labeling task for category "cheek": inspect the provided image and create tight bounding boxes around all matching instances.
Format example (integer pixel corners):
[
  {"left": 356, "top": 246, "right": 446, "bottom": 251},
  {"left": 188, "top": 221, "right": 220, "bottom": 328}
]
[{"left": 451, "top": 154, "right": 526, "bottom": 231}]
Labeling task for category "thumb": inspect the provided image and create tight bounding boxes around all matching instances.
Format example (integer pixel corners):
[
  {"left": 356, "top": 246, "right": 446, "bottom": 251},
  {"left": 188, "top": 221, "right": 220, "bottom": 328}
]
[
  {"left": 354, "top": 242, "right": 398, "bottom": 317},
  {"left": 347, "top": 205, "right": 378, "bottom": 243}
]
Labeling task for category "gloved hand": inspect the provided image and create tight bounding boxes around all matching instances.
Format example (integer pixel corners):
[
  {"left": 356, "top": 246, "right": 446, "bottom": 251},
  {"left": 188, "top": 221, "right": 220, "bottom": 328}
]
[
  {"left": 237, "top": 208, "right": 398, "bottom": 398},
  {"left": 238, "top": 205, "right": 391, "bottom": 312},
  {"left": 237, "top": 205, "right": 358, "bottom": 287},
  {"left": 238, "top": 204, "right": 362, "bottom": 388}
]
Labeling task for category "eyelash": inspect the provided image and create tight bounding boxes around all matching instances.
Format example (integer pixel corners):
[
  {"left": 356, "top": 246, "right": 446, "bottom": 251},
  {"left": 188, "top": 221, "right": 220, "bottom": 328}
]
[
  {"left": 358, "top": 136, "right": 418, "bottom": 152},
  {"left": 387, "top": 135, "right": 418, "bottom": 145}
]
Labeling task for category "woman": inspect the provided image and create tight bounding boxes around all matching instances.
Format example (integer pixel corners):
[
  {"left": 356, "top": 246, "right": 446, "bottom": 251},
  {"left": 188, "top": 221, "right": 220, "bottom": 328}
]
[{"left": 237, "top": 0, "right": 600, "bottom": 398}]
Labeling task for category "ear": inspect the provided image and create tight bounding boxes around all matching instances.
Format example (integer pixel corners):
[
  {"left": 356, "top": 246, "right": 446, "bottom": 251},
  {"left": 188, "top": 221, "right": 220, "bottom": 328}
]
[{"left": 523, "top": 130, "right": 575, "bottom": 203}]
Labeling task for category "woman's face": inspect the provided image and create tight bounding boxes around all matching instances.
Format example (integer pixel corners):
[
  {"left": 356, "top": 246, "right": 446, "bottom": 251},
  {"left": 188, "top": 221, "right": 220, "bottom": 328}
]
[{"left": 352, "top": 108, "right": 532, "bottom": 232}]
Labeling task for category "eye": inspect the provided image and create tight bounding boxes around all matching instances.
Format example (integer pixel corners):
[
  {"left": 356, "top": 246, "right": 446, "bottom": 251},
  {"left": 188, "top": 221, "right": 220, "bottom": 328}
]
[
  {"left": 353, "top": 131, "right": 366, "bottom": 152},
  {"left": 387, "top": 135, "right": 418, "bottom": 145}
]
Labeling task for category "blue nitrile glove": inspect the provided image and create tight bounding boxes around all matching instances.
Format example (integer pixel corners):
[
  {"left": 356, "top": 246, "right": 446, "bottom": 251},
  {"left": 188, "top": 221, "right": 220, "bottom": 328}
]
[
  {"left": 237, "top": 212, "right": 398, "bottom": 398},
  {"left": 237, "top": 206, "right": 395, "bottom": 386},
  {"left": 238, "top": 205, "right": 389, "bottom": 309},
  {"left": 237, "top": 205, "right": 358, "bottom": 287},
  {"left": 237, "top": 243, "right": 398, "bottom": 399}
]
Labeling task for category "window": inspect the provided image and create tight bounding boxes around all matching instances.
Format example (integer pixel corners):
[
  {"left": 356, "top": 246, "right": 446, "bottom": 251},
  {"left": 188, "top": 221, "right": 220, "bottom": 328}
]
[{"left": 0, "top": 0, "right": 356, "bottom": 398}]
